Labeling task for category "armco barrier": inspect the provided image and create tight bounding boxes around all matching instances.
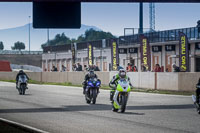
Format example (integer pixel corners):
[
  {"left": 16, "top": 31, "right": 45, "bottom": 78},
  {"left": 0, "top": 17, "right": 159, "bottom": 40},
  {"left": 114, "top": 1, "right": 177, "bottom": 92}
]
[{"left": 0, "top": 71, "right": 200, "bottom": 91}]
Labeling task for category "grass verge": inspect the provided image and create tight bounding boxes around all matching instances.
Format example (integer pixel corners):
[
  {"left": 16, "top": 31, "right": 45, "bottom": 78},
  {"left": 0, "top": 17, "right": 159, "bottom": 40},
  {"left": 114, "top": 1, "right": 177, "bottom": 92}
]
[{"left": 0, "top": 79, "right": 194, "bottom": 96}]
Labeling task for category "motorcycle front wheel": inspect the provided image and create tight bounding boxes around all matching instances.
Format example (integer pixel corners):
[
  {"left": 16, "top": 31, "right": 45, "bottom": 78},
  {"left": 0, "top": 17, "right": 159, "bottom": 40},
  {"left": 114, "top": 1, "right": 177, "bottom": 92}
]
[
  {"left": 92, "top": 89, "right": 97, "bottom": 104},
  {"left": 21, "top": 84, "right": 26, "bottom": 95},
  {"left": 85, "top": 90, "right": 91, "bottom": 104},
  {"left": 120, "top": 95, "right": 127, "bottom": 113}
]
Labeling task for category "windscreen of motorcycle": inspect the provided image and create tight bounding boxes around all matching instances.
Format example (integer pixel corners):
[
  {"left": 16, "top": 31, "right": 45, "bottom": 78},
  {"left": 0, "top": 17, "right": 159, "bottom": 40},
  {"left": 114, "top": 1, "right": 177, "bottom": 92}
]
[
  {"left": 19, "top": 75, "right": 27, "bottom": 83},
  {"left": 117, "top": 79, "right": 130, "bottom": 92}
]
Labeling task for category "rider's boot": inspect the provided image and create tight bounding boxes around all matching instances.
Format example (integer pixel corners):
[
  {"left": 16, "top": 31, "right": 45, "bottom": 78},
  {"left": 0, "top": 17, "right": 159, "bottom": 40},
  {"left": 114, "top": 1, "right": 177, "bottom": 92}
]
[
  {"left": 83, "top": 86, "right": 86, "bottom": 94},
  {"left": 16, "top": 82, "right": 18, "bottom": 89},
  {"left": 196, "top": 88, "right": 200, "bottom": 105},
  {"left": 110, "top": 90, "right": 115, "bottom": 102},
  {"left": 196, "top": 95, "right": 199, "bottom": 105}
]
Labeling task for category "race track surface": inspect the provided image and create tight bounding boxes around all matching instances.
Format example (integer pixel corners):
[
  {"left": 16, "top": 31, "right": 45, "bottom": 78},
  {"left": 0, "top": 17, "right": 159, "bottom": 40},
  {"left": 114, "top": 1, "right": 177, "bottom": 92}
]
[{"left": 0, "top": 81, "right": 199, "bottom": 133}]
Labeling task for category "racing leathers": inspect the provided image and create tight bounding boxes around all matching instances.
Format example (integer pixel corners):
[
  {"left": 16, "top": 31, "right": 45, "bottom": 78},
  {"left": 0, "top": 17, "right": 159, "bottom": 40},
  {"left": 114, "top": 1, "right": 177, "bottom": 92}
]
[
  {"left": 83, "top": 72, "right": 98, "bottom": 94},
  {"left": 109, "top": 74, "right": 132, "bottom": 101},
  {"left": 16, "top": 71, "right": 29, "bottom": 89},
  {"left": 196, "top": 79, "right": 200, "bottom": 105}
]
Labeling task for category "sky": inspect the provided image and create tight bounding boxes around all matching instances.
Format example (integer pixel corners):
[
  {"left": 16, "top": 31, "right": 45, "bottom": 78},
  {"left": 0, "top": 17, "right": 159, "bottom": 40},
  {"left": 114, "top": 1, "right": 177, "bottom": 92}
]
[
  {"left": 0, "top": 2, "right": 200, "bottom": 35},
  {"left": 0, "top": 2, "right": 200, "bottom": 40}
]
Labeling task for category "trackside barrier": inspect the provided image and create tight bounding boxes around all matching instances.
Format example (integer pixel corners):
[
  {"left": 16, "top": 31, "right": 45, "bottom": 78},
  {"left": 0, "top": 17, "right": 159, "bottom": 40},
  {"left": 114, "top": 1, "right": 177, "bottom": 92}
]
[{"left": 0, "top": 72, "right": 200, "bottom": 91}]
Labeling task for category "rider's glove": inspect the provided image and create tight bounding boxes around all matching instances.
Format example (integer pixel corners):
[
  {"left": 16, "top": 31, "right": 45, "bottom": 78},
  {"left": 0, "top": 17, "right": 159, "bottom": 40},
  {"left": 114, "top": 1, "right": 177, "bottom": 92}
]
[{"left": 130, "top": 85, "right": 134, "bottom": 89}]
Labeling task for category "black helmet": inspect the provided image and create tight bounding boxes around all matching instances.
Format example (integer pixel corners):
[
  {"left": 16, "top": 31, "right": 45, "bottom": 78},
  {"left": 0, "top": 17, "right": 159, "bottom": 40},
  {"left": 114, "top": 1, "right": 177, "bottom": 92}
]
[
  {"left": 19, "top": 70, "right": 24, "bottom": 74},
  {"left": 119, "top": 69, "right": 126, "bottom": 78},
  {"left": 88, "top": 70, "right": 95, "bottom": 78}
]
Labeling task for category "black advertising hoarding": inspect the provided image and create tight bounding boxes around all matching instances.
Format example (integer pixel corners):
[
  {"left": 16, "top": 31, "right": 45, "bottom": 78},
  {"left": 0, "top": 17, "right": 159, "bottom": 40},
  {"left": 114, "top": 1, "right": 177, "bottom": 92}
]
[
  {"left": 88, "top": 43, "right": 94, "bottom": 65},
  {"left": 119, "top": 48, "right": 127, "bottom": 54},
  {"left": 3, "top": 0, "right": 200, "bottom": 2},
  {"left": 140, "top": 35, "right": 151, "bottom": 71},
  {"left": 152, "top": 46, "right": 162, "bottom": 52},
  {"left": 129, "top": 48, "right": 138, "bottom": 53},
  {"left": 195, "top": 43, "right": 200, "bottom": 50},
  {"left": 165, "top": 45, "right": 176, "bottom": 51},
  {"left": 179, "top": 32, "right": 189, "bottom": 72},
  {"left": 71, "top": 43, "right": 76, "bottom": 65},
  {"left": 111, "top": 39, "right": 119, "bottom": 71}
]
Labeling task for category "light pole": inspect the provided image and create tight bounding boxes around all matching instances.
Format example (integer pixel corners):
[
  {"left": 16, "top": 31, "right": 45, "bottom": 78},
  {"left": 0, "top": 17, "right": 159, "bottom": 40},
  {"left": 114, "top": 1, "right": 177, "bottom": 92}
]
[
  {"left": 139, "top": 2, "right": 143, "bottom": 34},
  {"left": 28, "top": 16, "right": 31, "bottom": 54},
  {"left": 47, "top": 28, "right": 49, "bottom": 45}
]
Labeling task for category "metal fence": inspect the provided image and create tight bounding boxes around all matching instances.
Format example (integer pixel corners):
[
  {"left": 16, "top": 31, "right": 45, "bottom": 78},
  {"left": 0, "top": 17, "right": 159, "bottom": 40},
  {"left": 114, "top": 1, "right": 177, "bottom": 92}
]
[
  {"left": 43, "top": 44, "right": 71, "bottom": 53},
  {"left": 119, "top": 27, "right": 200, "bottom": 45},
  {"left": 43, "top": 27, "right": 200, "bottom": 53},
  {"left": 0, "top": 50, "right": 43, "bottom": 55}
]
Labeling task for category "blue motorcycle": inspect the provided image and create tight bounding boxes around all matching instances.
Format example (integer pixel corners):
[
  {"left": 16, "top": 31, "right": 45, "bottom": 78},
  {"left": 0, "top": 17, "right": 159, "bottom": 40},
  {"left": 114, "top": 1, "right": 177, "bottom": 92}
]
[{"left": 85, "top": 78, "right": 101, "bottom": 104}]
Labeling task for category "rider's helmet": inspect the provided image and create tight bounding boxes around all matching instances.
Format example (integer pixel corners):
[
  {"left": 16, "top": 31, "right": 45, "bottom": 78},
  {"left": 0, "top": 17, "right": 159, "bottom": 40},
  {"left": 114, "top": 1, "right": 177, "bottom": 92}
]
[
  {"left": 88, "top": 70, "right": 95, "bottom": 78},
  {"left": 119, "top": 69, "right": 126, "bottom": 79},
  {"left": 19, "top": 70, "right": 24, "bottom": 74},
  {"left": 172, "top": 63, "right": 176, "bottom": 69}
]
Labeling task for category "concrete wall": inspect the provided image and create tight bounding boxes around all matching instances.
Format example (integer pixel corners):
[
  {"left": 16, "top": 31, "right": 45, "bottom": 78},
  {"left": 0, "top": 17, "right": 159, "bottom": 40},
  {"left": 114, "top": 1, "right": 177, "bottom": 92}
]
[
  {"left": 26, "top": 72, "right": 42, "bottom": 82},
  {"left": 110, "top": 72, "right": 155, "bottom": 89},
  {"left": 42, "top": 72, "right": 68, "bottom": 83},
  {"left": 178, "top": 72, "right": 200, "bottom": 91},
  {"left": 0, "top": 72, "right": 17, "bottom": 80},
  {"left": 95, "top": 72, "right": 110, "bottom": 85},
  {"left": 1, "top": 71, "right": 200, "bottom": 92},
  {"left": 157, "top": 72, "right": 179, "bottom": 91},
  {"left": 127, "top": 72, "right": 155, "bottom": 89}
]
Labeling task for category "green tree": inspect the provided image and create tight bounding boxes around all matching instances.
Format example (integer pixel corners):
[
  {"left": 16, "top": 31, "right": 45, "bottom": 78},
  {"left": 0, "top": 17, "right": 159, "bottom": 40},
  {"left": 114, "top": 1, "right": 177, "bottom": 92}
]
[
  {"left": 76, "top": 28, "right": 115, "bottom": 43},
  {"left": 41, "top": 29, "right": 115, "bottom": 48},
  {"left": 41, "top": 33, "right": 71, "bottom": 48},
  {"left": 0, "top": 41, "right": 4, "bottom": 50},
  {"left": 11, "top": 41, "right": 25, "bottom": 50},
  {"left": 76, "top": 35, "right": 85, "bottom": 43},
  {"left": 71, "top": 38, "right": 76, "bottom": 43}
]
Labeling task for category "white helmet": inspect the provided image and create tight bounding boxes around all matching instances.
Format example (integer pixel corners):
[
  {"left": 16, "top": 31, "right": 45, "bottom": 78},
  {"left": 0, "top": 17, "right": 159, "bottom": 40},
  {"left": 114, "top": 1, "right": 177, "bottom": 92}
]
[{"left": 119, "top": 69, "right": 126, "bottom": 78}]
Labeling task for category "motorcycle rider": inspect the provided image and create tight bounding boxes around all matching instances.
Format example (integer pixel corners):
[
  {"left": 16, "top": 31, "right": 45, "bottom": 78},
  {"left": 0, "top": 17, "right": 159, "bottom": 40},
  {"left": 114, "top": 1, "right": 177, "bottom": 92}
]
[
  {"left": 82, "top": 70, "right": 99, "bottom": 94},
  {"left": 16, "top": 70, "right": 29, "bottom": 89},
  {"left": 196, "top": 78, "right": 200, "bottom": 105},
  {"left": 109, "top": 69, "right": 133, "bottom": 102}
]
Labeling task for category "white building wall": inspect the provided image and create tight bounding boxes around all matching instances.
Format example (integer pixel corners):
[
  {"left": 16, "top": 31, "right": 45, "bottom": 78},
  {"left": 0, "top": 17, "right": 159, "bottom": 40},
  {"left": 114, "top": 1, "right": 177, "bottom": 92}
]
[
  {"left": 175, "top": 44, "right": 179, "bottom": 66},
  {"left": 42, "top": 40, "right": 200, "bottom": 72}
]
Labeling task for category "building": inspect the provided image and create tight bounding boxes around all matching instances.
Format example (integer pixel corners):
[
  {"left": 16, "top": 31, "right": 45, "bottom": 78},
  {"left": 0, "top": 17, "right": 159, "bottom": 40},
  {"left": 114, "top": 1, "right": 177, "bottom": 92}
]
[{"left": 42, "top": 26, "right": 200, "bottom": 72}]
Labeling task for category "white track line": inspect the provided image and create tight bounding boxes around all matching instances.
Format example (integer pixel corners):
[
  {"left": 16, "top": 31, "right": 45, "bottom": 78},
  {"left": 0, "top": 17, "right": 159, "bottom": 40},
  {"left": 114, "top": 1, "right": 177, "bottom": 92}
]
[{"left": 0, "top": 118, "right": 49, "bottom": 133}]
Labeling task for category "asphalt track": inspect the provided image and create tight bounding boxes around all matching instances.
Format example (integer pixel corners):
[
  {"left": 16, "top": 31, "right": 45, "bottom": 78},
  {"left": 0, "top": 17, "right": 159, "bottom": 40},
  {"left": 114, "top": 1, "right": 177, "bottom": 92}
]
[{"left": 0, "top": 81, "right": 200, "bottom": 133}]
